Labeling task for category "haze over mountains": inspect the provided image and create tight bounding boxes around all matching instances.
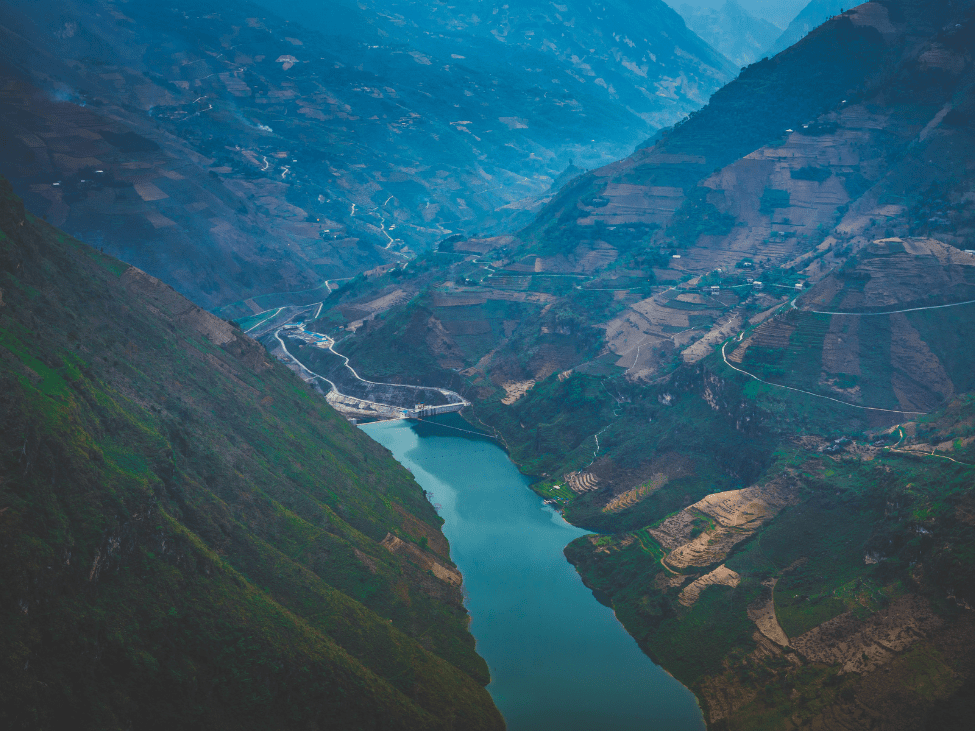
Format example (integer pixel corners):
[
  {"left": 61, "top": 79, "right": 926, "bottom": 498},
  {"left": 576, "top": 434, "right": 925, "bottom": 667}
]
[
  {"left": 327, "top": 0, "right": 975, "bottom": 392},
  {"left": 768, "top": 0, "right": 850, "bottom": 56},
  {"left": 4, "top": 0, "right": 975, "bottom": 730},
  {"left": 0, "top": 0, "right": 732, "bottom": 311},
  {"left": 673, "top": 0, "right": 853, "bottom": 67},
  {"left": 678, "top": 1, "right": 782, "bottom": 67},
  {"left": 667, "top": 0, "right": 808, "bottom": 31}
]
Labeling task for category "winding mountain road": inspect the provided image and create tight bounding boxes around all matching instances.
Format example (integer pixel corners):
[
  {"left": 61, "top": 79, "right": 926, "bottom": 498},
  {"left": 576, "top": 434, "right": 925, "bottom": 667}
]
[{"left": 264, "top": 316, "right": 468, "bottom": 419}]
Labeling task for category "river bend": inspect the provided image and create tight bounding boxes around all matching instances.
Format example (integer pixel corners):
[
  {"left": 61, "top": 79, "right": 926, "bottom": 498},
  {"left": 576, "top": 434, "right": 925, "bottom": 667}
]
[{"left": 362, "top": 416, "right": 705, "bottom": 731}]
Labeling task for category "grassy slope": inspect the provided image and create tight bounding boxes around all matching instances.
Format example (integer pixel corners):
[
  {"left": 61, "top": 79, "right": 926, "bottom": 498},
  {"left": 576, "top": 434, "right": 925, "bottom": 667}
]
[{"left": 0, "top": 179, "right": 503, "bottom": 731}]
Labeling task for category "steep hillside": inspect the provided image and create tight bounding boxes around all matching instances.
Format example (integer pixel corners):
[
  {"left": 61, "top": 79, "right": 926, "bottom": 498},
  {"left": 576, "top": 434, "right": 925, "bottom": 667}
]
[
  {"left": 300, "top": 0, "right": 975, "bottom": 423},
  {"left": 516, "top": 0, "right": 962, "bottom": 268},
  {"left": 0, "top": 0, "right": 734, "bottom": 312},
  {"left": 351, "top": 0, "right": 975, "bottom": 394},
  {"left": 305, "top": 231, "right": 975, "bottom": 729},
  {"left": 308, "top": 0, "right": 966, "bottom": 393},
  {"left": 566, "top": 389, "right": 975, "bottom": 729},
  {"left": 0, "top": 177, "right": 503, "bottom": 731}
]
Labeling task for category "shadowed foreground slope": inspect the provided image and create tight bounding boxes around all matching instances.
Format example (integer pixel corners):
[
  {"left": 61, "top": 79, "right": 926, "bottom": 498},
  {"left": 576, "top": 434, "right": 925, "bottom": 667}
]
[{"left": 0, "top": 178, "right": 504, "bottom": 731}]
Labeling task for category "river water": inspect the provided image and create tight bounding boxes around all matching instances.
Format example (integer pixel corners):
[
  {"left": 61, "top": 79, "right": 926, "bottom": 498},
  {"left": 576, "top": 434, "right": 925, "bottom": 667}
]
[{"left": 362, "top": 416, "right": 705, "bottom": 731}]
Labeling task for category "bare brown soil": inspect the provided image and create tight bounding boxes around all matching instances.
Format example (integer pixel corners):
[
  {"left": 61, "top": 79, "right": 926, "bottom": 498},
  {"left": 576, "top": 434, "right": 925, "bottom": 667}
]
[
  {"left": 602, "top": 473, "right": 669, "bottom": 514},
  {"left": 747, "top": 578, "right": 790, "bottom": 647},
  {"left": 790, "top": 595, "right": 943, "bottom": 674},
  {"left": 651, "top": 479, "right": 797, "bottom": 570},
  {"left": 500, "top": 380, "right": 536, "bottom": 405},
  {"left": 564, "top": 471, "right": 600, "bottom": 494},
  {"left": 682, "top": 312, "right": 743, "bottom": 364},
  {"left": 678, "top": 564, "right": 741, "bottom": 607},
  {"left": 380, "top": 533, "right": 462, "bottom": 586}
]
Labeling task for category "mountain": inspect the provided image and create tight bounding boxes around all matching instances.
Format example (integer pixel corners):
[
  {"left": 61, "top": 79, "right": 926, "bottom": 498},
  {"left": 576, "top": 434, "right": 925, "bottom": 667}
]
[
  {"left": 767, "top": 0, "right": 849, "bottom": 56},
  {"left": 511, "top": 0, "right": 975, "bottom": 282},
  {"left": 563, "top": 372, "right": 975, "bottom": 729},
  {"left": 555, "top": 238, "right": 975, "bottom": 726},
  {"left": 259, "top": 0, "right": 736, "bottom": 131},
  {"left": 316, "top": 0, "right": 920, "bottom": 388},
  {"left": 667, "top": 0, "right": 809, "bottom": 30},
  {"left": 679, "top": 1, "right": 782, "bottom": 66},
  {"left": 0, "top": 177, "right": 503, "bottom": 731},
  {"left": 0, "top": 0, "right": 734, "bottom": 313},
  {"left": 318, "top": 0, "right": 975, "bottom": 480},
  {"left": 279, "top": 1, "right": 975, "bottom": 726},
  {"left": 304, "top": 0, "right": 975, "bottom": 473}
]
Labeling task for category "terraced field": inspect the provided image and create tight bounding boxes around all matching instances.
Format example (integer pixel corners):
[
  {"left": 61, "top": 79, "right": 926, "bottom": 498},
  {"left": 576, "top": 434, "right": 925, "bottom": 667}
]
[
  {"left": 603, "top": 474, "right": 669, "bottom": 514},
  {"left": 565, "top": 470, "right": 601, "bottom": 494},
  {"left": 720, "top": 239, "right": 975, "bottom": 414}
]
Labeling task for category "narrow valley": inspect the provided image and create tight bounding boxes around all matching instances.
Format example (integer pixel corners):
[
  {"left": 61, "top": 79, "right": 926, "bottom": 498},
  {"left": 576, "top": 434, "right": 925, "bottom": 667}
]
[{"left": 3, "top": 1, "right": 975, "bottom": 730}]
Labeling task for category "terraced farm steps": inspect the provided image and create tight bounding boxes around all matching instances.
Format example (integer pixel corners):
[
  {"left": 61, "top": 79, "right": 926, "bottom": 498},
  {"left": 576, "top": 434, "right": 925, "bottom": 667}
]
[
  {"left": 650, "top": 480, "right": 798, "bottom": 570},
  {"left": 789, "top": 595, "right": 944, "bottom": 675},
  {"left": 728, "top": 311, "right": 830, "bottom": 366},
  {"left": 565, "top": 470, "right": 600, "bottom": 493},
  {"left": 678, "top": 565, "right": 741, "bottom": 608},
  {"left": 747, "top": 578, "right": 790, "bottom": 647},
  {"left": 602, "top": 473, "right": 669, "bottom": 514}
]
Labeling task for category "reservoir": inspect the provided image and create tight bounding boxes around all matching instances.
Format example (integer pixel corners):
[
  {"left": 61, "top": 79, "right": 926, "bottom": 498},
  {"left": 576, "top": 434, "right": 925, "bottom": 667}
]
[{"left": 362, "top": 416, "right": 705, "bottom": 731}]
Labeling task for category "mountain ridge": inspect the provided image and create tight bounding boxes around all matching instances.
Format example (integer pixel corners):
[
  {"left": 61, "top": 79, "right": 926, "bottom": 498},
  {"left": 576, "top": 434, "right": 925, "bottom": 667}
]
[{"left": 768, "top": 0, "right": 850, "bottom": 57}]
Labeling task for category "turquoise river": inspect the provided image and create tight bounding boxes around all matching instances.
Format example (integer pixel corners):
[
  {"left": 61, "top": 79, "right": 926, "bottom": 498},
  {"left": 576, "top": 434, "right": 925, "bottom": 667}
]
[{"left": 362, "top": 416, "right": 706, "bottom": 731}]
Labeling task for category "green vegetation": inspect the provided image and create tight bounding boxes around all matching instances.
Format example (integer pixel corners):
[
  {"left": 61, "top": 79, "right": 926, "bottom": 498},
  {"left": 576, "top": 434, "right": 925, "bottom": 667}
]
[
  {"left": 645, "top": 582, "right": 762, "bottom": 683},
  {"left": 790, "top": 166, "right": 833, "bottom": 183},
  {"left": 474, "top": 373, "right": 618, "bottom": 477},
  {"left": 759, "top": 188, "right": 791, "bottom": 217},
  {"left": 0, "top": 181, "right": 502, "bottom": 731},
  {"left": 758, "top": 497, "right": 884, "bottom": 637},
  {"left": 667, "top": 187, "right": 736, "bottom": 249}
]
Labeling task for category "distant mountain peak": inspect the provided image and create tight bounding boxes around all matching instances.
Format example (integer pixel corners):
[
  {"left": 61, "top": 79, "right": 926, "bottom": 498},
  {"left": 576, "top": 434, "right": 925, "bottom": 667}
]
[{"left": 677, "top": 0, "right": 782, "bottom": 66}]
